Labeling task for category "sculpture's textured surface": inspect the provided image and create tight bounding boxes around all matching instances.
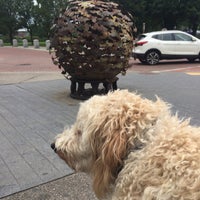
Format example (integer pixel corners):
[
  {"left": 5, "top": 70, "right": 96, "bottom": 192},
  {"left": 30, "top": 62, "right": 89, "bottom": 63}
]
[
  {"left": 50, "top": 0, "right": 135, "bottom": 99},
  {"left": 50, "top": 0, "right": 135, "bottom": 80}
]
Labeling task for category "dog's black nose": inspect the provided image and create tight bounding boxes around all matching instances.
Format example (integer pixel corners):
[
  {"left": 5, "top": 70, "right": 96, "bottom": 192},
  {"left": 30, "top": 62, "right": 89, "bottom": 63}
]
[{"left": 51, "top": 143, "right": 57, "bottom": 152}]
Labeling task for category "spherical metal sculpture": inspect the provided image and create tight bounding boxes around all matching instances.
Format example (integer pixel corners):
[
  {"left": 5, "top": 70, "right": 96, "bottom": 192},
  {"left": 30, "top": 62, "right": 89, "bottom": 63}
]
[{"left": 50, "top": 0, "right": 135, "bottom": 99}]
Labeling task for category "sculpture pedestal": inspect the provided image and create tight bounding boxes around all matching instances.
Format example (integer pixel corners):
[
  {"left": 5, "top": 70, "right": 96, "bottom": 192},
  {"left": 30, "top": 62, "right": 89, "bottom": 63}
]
[{"left": 69, "top": 77, "right": 118, "bottom": 100}]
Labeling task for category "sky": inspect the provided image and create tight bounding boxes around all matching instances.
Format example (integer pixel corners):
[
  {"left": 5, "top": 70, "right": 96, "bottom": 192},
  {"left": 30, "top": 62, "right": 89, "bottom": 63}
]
[{"left": 33, "top": 0, "right": 37, "bottom": 5}]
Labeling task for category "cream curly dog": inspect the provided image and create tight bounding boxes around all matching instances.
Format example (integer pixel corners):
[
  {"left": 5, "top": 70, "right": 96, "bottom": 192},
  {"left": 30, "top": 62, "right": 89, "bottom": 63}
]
[{"left": 51, "top": 90, "right": 200, "bottom": 200}]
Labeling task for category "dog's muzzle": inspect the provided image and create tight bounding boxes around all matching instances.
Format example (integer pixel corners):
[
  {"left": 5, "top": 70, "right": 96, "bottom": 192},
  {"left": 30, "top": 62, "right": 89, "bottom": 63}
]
[{"left": 51, "top": 143, "right": 57, "bottom": 152}]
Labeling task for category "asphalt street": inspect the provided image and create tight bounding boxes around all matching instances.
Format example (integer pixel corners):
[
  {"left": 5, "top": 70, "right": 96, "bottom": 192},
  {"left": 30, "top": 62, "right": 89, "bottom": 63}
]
[{"left": 0, "top": 47, "right": 199, "bottom": 199}]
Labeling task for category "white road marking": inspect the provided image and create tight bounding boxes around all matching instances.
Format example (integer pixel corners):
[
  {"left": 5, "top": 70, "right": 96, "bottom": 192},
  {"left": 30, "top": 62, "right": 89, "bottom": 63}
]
[{"left": 152, "top": 65, "right": 200, "bottom": 74}]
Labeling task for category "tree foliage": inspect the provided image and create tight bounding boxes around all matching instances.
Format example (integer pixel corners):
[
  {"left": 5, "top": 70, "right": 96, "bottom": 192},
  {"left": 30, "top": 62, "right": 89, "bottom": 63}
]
[
  {"left": 0, "top": 0, "right": 67, "bottom": 43},
  {"left": 114, "top": 0, "right": 200, "bottom": 34},
  {"left": 33, "top": 0, "right": 67, "bottom": 38},
  {"left": 0, "top": 0, "right": 200, "bottom": 44},
  {"left": 0, "top": 0, "right": 21, "bottom": 43}
]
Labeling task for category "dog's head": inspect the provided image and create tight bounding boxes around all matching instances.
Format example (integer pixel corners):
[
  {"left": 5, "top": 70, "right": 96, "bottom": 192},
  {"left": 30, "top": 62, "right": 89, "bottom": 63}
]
[{"left": 51, "top": 90, "right": 168, "bottom": 198}]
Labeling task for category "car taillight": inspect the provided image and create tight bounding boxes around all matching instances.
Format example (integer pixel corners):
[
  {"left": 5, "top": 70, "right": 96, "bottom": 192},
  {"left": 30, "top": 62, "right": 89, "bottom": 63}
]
[{"left": 135, "top": 41, "right": 148, "bottom": 46}]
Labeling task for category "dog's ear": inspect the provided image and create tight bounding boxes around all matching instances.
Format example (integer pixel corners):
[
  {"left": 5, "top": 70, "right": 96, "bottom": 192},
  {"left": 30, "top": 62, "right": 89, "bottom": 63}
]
[
  {"left": 91, "top": 118, "right": 128, "bottom": 199},
  {"left": 89, "top": 92, "right": 169, "bottom": 198}
]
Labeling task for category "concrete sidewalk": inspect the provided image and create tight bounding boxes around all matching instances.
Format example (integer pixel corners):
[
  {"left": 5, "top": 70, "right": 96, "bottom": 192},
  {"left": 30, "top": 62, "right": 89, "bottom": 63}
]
[
  {"left": 0, "top": 77, "right": 98, "bottom": 200},
  {"left": 1, "top": 72, "right": 200, "bottom": 200},
  {"left": 0, "top": 47, "right": 98, "bottom": 199},
  {"left": 1, "top": 173, "right": 97, "bottom": 200},
  {"left": 0, "top": 72, "right": 64, "bottom": 85},
  {"left": 0, "top": 78, "right": 80, "bottom": 198}
]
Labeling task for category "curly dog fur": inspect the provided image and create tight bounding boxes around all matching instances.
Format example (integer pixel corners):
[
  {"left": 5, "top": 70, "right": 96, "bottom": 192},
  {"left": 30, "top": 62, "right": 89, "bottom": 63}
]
[{"left": 52, "top": 90, "right": 200, "bottom": 200}]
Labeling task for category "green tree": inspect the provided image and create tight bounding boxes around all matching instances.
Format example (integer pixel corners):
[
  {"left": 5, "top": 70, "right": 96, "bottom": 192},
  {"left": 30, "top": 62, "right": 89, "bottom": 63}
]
[
  {"left": 1, "top": 0, "right": 200, "bottom": 42},
  {"left": 113, "top": 0, "right": 200, "bottom": 34},
  {"left": 17, "top": 0, "right": 35, "bottom": 43},
  {"left": 149, "top": 0, "right": 180, "bottom": 30},
  {"left": 179, "top": 0, "right": 200, "bottom": 35},
  {"left": 33, "top": 0, "right": 67, "bottom": 38},
  {"left": 0, "top": 0, "right": 68, "bottom": 43},
  {"left": 0, "top": 0, "right": 21, "bottom": 43},
  {"left": 112, "top": 0, "right": 147, "bottom": 33}
]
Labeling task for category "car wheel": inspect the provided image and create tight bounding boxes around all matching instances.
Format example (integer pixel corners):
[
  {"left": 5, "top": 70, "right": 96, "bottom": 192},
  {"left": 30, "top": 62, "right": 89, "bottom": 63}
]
[{"left": 145, "top": 50, "right": 160, "bottom": 65}]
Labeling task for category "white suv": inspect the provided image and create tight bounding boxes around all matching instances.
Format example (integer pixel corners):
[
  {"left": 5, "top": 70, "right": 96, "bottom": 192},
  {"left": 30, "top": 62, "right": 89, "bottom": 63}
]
[{"left": 133, "top": 30, "right": 200, "bottom": 65}]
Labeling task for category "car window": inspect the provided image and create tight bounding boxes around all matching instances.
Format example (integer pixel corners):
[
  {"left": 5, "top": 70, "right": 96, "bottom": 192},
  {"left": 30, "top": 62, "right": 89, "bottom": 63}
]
[
  {"left": 152, "top": 33, "right": 174, "bottom": 41},
  {"left": 162, "top": 33, "right": 174, "bottom": 41},
  {"left": 173, "top": 33, "right": 193, "bottom": 41},
  {"left": 137, "top": 34, "right": 147, "bottom": 40},
  {"left": 152, "top": 34, "right": 162, "bottom": 40}
]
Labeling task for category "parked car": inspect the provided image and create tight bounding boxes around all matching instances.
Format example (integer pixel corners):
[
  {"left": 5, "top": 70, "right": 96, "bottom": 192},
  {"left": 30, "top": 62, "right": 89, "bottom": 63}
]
[{"left": 132, "top": 30, "right": 200, "bottom": 65}]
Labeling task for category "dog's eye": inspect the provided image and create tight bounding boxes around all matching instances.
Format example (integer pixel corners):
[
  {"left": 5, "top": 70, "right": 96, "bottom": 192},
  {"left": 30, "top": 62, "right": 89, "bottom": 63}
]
[{"left": 75, "top": 130, "right": 82, "bottom": 136}]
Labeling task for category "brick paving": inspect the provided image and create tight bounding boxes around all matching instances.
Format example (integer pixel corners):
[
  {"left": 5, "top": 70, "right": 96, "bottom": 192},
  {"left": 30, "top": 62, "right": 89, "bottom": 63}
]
[
  {"left": 0, "top": 47, "right": 199, "bottom": 199},
  {"left": 0, "top": 47, "right": 58, "bottom": 72}
]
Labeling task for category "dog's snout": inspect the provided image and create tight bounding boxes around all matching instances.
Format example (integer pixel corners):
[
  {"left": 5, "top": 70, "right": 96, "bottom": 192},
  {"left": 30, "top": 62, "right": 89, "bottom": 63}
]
[{"left": 51, "top": 143, "right": 57, "bottom": 152}]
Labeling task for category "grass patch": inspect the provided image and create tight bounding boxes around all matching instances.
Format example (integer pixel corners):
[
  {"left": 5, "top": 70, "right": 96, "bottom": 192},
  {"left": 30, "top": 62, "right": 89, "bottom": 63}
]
[{"left": 2, "top": 41, "right": 47, "bottom": 47}]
